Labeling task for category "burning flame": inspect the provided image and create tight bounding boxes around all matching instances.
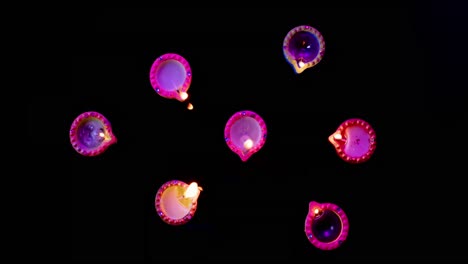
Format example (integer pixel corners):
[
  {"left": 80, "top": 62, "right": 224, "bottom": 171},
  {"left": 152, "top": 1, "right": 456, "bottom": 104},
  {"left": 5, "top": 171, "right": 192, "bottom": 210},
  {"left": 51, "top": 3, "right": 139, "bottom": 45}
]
[
  {"left": 184, "top": 182, "right": 201, "bottom": 200},
  {"left": 333, "top": 133, "right": 342, "bottom": 140},
  {"left": 180, "top": 91, "right": 188, "bottom": 101},
  {"left": 243, "top": 138, "right": 254, "bottom": 150}
]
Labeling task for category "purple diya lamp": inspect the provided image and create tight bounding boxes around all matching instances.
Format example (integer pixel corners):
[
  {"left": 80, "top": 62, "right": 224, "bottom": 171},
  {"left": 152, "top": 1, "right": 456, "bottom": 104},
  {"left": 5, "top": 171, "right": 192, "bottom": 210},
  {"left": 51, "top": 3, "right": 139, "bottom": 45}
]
[
  {"left": 69, "top": 111, "right": 117, "bottom": 156},
  {"left": 305, "top": 201, "right": 349, "bottom": 250},
  {"left": 328, "top": 118, "right": 376, "bottom": 164},
  {"left": 149, "top": 53, "right": 192, "bottom": 103},
  {"left": 155, "top": 180, "right": 203, "bottom": 226},
  {"left": 283, "top": 25, "right": 325, "bottom": 74},
  {"left": 224, "top": 110, "right": 267, "bottom": 162}
]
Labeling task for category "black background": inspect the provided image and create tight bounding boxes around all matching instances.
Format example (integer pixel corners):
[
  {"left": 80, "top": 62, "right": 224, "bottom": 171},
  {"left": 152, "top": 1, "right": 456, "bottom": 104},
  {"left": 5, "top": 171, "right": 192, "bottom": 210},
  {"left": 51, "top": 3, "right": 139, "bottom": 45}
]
[{"left": 30, "top": 6, "right": 467, "bottom": 261}]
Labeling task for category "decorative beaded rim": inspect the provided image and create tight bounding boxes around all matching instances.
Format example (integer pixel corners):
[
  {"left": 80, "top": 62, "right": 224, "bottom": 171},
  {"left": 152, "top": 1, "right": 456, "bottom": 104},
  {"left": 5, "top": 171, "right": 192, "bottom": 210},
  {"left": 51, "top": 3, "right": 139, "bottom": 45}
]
[
  {"left": 155, "top": 180, "right": 198, "bottom": 226},
  {"left": 283, "top": 25, "right": 326, "bottom": 74},
  {"left": 328, "top": 118, "right": 376, "bottom": 164},
  {"left": 224, "top": 110, "right": 267, "bottom": 162},
  {"left": 305, "top": 201, "right": 349, "bottom": 250},
  {"left": 69, "top": 111, "right": 117, "bottom": 157},
  {"left": 149, "top": 53, "right": 192, "bottom": 101}
]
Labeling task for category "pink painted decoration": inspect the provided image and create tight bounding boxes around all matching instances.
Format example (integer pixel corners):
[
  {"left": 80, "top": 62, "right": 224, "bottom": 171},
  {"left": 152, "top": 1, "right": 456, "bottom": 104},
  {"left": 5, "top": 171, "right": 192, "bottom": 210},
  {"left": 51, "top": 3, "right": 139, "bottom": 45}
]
[
  {"left": 283, "top": 25, "right": 325, "bottom": 74},
  {"left": 305, "top": 201, "right": 349, "bottom": 250},
  {"left": 69, "top": 111, "right": 117, "bottom": 156},
  {"left": 155, "top": 180, "right": 202, "bottom": 226},
  {"left": 328, "top": 118, "right": 376, "bottom": 164},
  {"left": 149, "top": 53, "right": 192, "bottom": 102},
  {"left": 224, "top": 110, "right": 267, "bottom": 162}
]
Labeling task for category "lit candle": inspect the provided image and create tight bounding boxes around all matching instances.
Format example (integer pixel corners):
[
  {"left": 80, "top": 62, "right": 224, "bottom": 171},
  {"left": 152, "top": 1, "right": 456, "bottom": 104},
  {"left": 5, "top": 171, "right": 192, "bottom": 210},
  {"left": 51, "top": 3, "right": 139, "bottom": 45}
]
[{"left": 155, "top": 180, "right": 203, "bottom": 225}]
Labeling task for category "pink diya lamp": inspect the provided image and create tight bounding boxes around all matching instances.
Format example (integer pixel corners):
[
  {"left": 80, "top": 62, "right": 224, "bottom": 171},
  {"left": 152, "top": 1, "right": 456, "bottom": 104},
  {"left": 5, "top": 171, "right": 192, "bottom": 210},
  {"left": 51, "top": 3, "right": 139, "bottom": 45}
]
[
  {"left": 224, "top": 110, "right": 267, "bottom": 162},
  {"left": 283, "top": 25, "right": 325, "bottom": 74},
  {"left": 149, "top": 53, "right": 193, "bottom": 109},
  {"left": 305, "top": 201, "right": 349, "bottom": 250},
  {"left": 69, "top": 111, "right": 117, "bottom": 156},
  {"left": 155, "top": 180, "right": 203, "bottom": 226},
  {"left": 328, "top": 118, "right": 376, "bottom": 164}
]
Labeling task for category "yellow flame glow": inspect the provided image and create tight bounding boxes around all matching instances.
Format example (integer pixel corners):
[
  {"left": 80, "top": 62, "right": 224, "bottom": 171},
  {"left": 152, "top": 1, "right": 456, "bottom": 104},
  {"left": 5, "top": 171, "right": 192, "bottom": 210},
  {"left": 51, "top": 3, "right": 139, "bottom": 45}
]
[
  {"left": 333, "top": 133, "right": 342, "bottom": 140},
  {"left": 243, "top": 139, "right": 254, "bottom": 150},
  {"left": 180, "top": 92, "right": 188, "bottom": 101},
  {"left": 184, "top": 182, "right": 200, "bottom": 199}
]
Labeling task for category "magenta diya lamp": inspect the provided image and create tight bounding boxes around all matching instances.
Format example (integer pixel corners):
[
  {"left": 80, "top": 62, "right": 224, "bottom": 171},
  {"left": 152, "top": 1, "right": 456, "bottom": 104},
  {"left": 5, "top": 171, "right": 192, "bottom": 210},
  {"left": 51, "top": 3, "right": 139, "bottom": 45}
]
[
  {"left": 328, "top": 118, "right": 376, "bottom": 163},
  {"left": 283, "top": 25, "right": 325, "bottom": 74},
  {"left": 305, "top": 201, "right": 349, "bottom": 250},
  {"left": 149, "top": 53, "right": 193, "bottom": 109},
  {"left": 69, "top": 111, "right": 117, "bottom": 156},
  {"left": 155, "top": 180, "right": 203, "bottom": 226},
  {"left": 224, "top": 110, "right": 267, "bottom": 162}
]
